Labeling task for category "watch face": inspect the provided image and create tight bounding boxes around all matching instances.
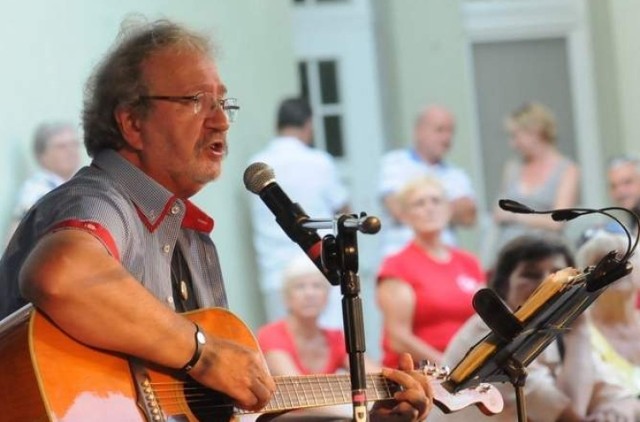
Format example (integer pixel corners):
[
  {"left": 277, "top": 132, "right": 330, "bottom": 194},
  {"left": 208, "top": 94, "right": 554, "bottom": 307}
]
[{"left": 196, "top": 331, "right": 206, "bottom": 345}]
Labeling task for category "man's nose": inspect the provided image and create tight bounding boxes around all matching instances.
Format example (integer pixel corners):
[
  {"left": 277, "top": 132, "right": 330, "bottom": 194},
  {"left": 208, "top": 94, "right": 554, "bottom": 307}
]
[{"left": 205, "top": 112, "right": 230, "bottom": 131}]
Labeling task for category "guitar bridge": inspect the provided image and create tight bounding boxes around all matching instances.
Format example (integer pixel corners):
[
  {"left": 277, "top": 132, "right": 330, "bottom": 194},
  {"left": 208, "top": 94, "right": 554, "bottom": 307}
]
[{"left": 129, "top": 357, "right": 168, "bottom": 422}]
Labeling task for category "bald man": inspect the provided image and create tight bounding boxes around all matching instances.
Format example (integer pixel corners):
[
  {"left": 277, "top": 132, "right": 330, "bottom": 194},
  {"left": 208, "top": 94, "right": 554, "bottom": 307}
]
[
  {"left": 378, "top": 105, "right": 477, "bottom": 257},
  {"left": 606, "top": 155, "right": 640, "bottom": 232}
]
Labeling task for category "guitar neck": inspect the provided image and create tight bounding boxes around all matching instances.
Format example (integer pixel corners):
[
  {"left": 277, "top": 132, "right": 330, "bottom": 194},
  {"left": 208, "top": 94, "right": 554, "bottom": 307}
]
[{"left": 238, "top": 372, "right": 398, "bottom": 415}]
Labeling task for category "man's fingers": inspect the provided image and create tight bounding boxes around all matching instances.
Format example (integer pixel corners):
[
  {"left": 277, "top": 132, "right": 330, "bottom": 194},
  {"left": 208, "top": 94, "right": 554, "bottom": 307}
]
[
  {"left": 234, "top": 377, "right": 274, "bottom": 411},
  {"left": 397, "top": 352, "right": 415, "bottom": 371},
  {"left": 394, "top": 388, "right": 429, "bottom": 419}
]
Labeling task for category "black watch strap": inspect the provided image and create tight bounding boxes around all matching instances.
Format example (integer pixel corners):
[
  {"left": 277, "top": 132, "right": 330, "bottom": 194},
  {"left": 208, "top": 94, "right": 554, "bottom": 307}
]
[{"left": 181, "top": 323, "right": 206, "bottom": 373}]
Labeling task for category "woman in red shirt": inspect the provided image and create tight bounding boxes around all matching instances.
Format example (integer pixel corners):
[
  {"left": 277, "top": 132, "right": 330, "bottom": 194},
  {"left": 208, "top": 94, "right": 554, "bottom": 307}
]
[
  {"left": 377, "top": 176, "right": 485, "bottom": 367},
  {"left": 257, "top": 255, "right": 353, "bottom": 375}
]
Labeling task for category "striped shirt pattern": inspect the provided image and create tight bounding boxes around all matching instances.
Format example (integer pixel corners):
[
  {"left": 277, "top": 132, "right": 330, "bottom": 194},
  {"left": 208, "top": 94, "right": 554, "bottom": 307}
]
[{"left": 0, "top": 149, "right": 227, "bottom": 319}]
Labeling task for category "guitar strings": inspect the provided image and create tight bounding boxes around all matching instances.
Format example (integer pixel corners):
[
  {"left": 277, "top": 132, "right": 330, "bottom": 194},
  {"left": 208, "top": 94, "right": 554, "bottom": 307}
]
[
  {"left": 146, "top": 374, "right": 397, "bottom": 413},
  {"left": 149, "top": 375, "right": 395, "bottom": 399}
]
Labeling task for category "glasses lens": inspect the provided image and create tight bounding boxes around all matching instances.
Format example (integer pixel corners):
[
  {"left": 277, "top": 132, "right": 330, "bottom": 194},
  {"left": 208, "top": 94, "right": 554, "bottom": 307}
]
[
  {"left": 193, "top": 93, "right": 207, "bottom": 115},
  {"left": 224, "top": 98, "right": 239, "bottom": 122}
]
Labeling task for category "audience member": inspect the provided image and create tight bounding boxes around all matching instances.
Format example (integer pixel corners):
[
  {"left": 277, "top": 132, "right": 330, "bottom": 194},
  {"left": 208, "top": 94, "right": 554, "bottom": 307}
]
[
  {"left": 257, "top": 255, "right": 380, "bottom": 420},
  {"left": 248, "top": 97, "right": 349, "bottom": 328},
  {"left": 431, "top": 235, "right": 635, "bottom": 422},
  {"left": 378, "top": 105, "right": 476, "bottom": 257},
  {"left": 577, "top": 231, "right": 640, "bottom": 402},
  {"left": 7, "top": 121, "right": 81, "bottom": 240},
  {"left": 0, "top": 19, "right": 432, "bottom": 422},
  {"left": 606, "top": 155, "right": 640, "bottom": 233},
  {"left": 492, "top": 102, "right": 579, "bottom": 256},
  {"left": 376, "top": 176, "right": 484, "bottom": 367}
]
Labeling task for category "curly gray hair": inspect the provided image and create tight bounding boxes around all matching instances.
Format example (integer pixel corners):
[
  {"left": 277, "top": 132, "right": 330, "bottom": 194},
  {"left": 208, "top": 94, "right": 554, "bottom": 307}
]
[{"left": 82, "top": 19, "right": 215, "bottom": 156}]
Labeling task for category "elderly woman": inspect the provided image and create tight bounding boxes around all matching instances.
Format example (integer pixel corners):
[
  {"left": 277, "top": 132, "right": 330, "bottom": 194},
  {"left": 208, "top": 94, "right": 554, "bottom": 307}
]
[
  {"left": 376, "top": 176, "right": 485, "bottom": 367},
  {"left": 492, "top": 102, "right": 579, "bottom": 256},
  {"left": 257, "top": 256, "right": 402, "bottom": 421},
  {"left": 257, "top": 255, "right": 364, "bottom": 376},
  {"left": 429, "top": 235, "right": 635, "bottom": 422},
  {"left": 577, "top": 231, "right": 640, "bottom": 404}
]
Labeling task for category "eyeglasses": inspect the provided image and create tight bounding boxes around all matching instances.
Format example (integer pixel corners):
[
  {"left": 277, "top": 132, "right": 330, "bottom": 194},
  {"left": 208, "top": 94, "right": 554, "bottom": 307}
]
[{"left": 139, "top": 92, "right": 240, "bottom": 122}]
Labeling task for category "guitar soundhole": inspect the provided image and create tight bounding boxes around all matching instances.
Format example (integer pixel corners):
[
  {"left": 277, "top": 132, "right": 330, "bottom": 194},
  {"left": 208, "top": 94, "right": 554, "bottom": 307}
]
[{"left": 184, "top": 377, "right": 235, "bottom": 421}]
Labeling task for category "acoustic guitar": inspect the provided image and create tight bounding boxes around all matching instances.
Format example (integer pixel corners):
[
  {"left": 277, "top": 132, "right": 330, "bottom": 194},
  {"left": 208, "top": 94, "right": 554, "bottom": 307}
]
[{"left": 0, "top": 306, "right": 503, "bottom": 421}]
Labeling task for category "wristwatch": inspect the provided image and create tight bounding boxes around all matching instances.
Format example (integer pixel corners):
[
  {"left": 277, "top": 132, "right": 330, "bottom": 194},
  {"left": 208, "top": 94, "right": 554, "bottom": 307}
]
[{"left": 181, "top": 323, "right": 206, "bottom": 373}]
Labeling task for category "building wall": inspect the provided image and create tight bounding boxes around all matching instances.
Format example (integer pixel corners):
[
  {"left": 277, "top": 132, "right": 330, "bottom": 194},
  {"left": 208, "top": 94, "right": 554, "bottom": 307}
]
[
  {"left": 606, "top": 0, "right": 640, "bottom": 156},
  {"left": 588, "top": 0, "right": 623, "bottom": 163},
  {"left": 0, "top": 0, "right": 297, "bottom": 329}
]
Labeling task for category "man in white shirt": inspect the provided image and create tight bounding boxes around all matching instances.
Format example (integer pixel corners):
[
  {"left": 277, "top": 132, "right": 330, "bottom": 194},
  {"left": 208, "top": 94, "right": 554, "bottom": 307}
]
[
  {"left": 378, "top": 105, "right": 476, "bottom": 257},
  {"left": 248, "top": 98, "right": 349, "bottom": 327}
]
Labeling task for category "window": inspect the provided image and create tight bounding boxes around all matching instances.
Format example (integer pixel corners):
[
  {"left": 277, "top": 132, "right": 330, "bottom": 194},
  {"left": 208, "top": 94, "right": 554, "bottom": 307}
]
[{"left": 297, "top": 59, "right": 345, "bottom": 158}]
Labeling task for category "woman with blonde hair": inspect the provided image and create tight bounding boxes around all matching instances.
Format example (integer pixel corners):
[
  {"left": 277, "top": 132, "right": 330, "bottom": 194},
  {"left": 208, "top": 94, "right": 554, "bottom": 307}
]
[
  {"left": 492, "top": 102, "right": 579, "bottom": 255},
  {"left": 257, "top": 255, "right": 388, "bottom": 421},
  {"left": 376, "top": 176, "right": 485, "bottom": 367},
  {"left": 577, "top": 230, "right": 640, "bottom": 403}
]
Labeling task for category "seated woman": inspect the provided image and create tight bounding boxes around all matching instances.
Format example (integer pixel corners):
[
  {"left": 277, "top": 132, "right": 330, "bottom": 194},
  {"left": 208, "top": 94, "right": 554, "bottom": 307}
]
[
  {"left": 257, "top": 256, "right": 383, "bottom": 421},
  {"left": 577, "top": 231, "right": 640, "bottom": 403},
  {"left": 258, "top": 255, "right": 379, "bottom": 376},
  {"left": 429, "top": 235, "right": 634, "bottom": 422},
  {"left": 377, "top": 176, "right": 485, "bottom": 367}
]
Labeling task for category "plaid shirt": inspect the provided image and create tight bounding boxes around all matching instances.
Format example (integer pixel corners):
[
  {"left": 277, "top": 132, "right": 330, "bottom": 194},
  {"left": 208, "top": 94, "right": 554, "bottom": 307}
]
[{"left": 0, "top": 149, "right": 227, "bottom": 319}]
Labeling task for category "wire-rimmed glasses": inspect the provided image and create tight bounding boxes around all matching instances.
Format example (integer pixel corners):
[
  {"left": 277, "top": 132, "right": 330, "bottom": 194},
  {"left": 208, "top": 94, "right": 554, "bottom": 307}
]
[{"left": 139, "top": 92, "right": 240, "bottom": 122}]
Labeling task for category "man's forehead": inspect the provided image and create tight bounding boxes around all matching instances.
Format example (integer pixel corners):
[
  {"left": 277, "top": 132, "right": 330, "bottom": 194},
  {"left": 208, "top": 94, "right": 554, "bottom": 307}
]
[
  {"left": 143, "top": 47, "right": 221, "bottom": 85},
  {"left": 609, "top": 162, "right": 640, "bottom": 179}
]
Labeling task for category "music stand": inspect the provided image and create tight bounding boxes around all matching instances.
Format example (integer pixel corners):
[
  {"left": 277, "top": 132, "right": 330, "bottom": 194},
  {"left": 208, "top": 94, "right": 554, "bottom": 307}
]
[{"left": 441, "top": 260, "right": 633, "bottom": 422}]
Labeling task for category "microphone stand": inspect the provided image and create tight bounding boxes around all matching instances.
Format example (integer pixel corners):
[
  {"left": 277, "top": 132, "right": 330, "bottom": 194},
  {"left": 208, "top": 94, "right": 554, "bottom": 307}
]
[{"left": 303, "top": 213, "right": 380, "bottom": 422}]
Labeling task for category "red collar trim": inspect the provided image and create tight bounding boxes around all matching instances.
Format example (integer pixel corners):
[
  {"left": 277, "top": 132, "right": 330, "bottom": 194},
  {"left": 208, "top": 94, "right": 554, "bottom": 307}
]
[
  {"left": 135, "top": 197, "right": 176, "bottom": 233},
  {"left": 135, "top": 196, "right": 214, "bottom": 234},
  {"left": 182, "top": 199, "right": 215, "bottom": 234}
]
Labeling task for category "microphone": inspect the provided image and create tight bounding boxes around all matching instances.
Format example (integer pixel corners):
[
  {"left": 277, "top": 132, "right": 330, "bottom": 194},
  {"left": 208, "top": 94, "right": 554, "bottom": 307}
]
[{"left": 244, "top": 162, "right": 327, "bottom": 278}]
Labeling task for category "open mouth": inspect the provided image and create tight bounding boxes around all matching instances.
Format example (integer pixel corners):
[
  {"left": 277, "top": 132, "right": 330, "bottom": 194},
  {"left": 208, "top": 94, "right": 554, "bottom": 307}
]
[{"left": 209, "top": 140, "right": 227, "bottom": 157}]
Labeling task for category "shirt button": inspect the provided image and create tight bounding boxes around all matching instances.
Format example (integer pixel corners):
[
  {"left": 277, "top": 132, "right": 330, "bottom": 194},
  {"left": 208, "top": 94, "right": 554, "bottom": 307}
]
[
  {"left": 171, "top": 204, "right": 180, "bottom": 215},
  {"left": 163, "top": 244, "right": 171, "bottom": 253},
  {"left": 167, "top": 296, "right": 174, "bottom": 304}
]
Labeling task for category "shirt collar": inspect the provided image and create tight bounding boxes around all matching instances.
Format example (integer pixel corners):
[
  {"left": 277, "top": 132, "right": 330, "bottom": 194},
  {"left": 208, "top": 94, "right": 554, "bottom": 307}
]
[
  {"left": 37, "top": 169, "right": 67, "bottom": 188},
  {"left": 410, "top": 148, "right": 448, "bottom": 169},
  {"left": 92, "top": 149, "right": 214, "bottom": 234},
  {"left": 272, "top": 136, "right": 308, "bottom": 149}
]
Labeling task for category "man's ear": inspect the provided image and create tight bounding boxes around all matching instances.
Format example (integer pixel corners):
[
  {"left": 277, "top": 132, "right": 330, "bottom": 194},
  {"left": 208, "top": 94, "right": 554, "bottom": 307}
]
[{"left": 114, "top": 105, "right": 144, "bottom": 151}]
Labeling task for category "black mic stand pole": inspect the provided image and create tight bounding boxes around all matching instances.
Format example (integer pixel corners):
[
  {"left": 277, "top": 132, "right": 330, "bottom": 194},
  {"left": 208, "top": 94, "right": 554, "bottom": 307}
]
[
  {"left": 316, "top": 213, "right": 372, "bottom": 422},
  {"left": 504, "top": 358, "right": 528, "bottom": 422}
]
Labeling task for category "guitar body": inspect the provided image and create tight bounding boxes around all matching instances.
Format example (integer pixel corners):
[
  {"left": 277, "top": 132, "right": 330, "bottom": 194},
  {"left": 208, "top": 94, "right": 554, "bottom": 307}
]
[
  {"left": 0, "top": 306, "right": 257, "bottom": 422},
  {"left": 0, "top": 306, "right": 503, "bottom": 421}
]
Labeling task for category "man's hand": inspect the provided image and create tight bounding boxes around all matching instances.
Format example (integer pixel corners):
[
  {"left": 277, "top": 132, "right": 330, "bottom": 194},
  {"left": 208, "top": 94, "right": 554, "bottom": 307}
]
[
  {"left": 370, "top": 353, "right": 434, "bottom": 422},
  {"left": 188, "top": 336, "right": 276, "bottom": 411}
]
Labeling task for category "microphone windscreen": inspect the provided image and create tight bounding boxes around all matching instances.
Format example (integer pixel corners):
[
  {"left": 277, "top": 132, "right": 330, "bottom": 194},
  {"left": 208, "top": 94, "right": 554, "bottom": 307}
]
[{"left": 243, "top": 162, "right": 275, "bottom": 194}]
